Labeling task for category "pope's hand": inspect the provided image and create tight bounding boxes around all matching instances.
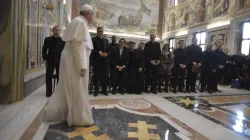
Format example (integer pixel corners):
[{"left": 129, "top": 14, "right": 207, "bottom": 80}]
[
  {"left": 138, "top": 68, "right": 142, "bottom": 72},
  {"left": 80, "top": 69, "right": 86, "bottom": 77}
]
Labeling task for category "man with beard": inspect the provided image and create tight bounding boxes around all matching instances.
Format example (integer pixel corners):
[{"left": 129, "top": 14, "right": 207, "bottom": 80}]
[
  {"left": 91, "top": 27, "right": 110, "bottom": 96},
  {"left": 144, "top": 33, "right": 161, "bottom": 94}
]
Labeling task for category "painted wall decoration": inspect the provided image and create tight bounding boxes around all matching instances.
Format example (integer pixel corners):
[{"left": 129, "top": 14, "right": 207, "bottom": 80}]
[
  {"left": 239, "top": 0, "right": 250, "bottom": 9},
  {"left": 213, "top": 0, "right": 229, "bottom": 18},
  {"left": 210, "top": 33, "right": 227, "bottom": 49},
  {"left": 87, "top": 0, "right": 160, "bottom": 36},
  {"left": 168, "top": 0, "right": 175, "bottom": 7},
  {"left": 27, "top": 0, "right": 39, "bottom": 68},
  {"left": 194, "top": 0, "right": 206, "bottom": 24},
  {"left": 0, "top": 0, "right": 12, "bottom": 103},
  {"left": 166, "top": 12, "right": 176, "bottom": 31},
  {"left": 25, "top": 0, "right": 60, "bottom": 68},
  {"left": 179, "top": 5, "right": 191, "bottom": 28}
]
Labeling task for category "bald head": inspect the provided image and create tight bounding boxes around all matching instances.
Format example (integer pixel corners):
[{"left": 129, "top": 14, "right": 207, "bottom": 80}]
[{"left": 79, "top": 4, "right": 94, "bottom": 24}]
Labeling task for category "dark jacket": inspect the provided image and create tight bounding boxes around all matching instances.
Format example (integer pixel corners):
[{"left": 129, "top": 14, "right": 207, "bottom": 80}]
[
  {"left": 174, "top": 47, "right": 187, "bottom": 67},
  {"left": 91, "top": 36, "right": 110, "bottom": 68},
  {"left": 201, "top": 50, "right": 213, "bottom": 71},
  {"left": 186, "top": 44, "right": 203, "bottom": 65},
  {"left": 110, "top": 47, "right": 130, "bottom": 69},
  {"left": 144, "top": 41, "right": 161, "bottom": 68},
  {"left": 210, "top": 49, "right": 228, "bottom": 69},
  {"left": 129, "top": 49, "right": 144, "bottom": 72},
  {"left": 42, "top": 36, "right": 65, "bottom": 61}
]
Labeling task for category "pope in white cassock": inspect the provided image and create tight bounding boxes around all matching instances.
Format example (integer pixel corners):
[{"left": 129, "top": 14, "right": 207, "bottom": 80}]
[{"left": 44, "top": 4, "right": 94, "bottom": 126}]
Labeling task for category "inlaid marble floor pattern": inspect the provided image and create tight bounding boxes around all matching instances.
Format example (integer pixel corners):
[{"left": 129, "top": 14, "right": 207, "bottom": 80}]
[{"left": 1, "top": 85, "right": 250, "bottom": 140}]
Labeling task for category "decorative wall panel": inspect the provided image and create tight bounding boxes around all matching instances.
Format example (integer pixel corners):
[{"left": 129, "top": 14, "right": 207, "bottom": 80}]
[{"left": 86, "top": 0, "right": 160, "bottom": 36}]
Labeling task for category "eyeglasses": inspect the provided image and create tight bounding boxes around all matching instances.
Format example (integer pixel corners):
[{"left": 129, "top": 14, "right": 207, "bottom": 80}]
[{"left": 97, "top": 30, "right": 103, "bottom": 33}]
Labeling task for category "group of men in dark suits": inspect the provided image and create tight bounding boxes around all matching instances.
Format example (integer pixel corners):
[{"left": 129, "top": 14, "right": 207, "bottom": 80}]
[
  {"left": 43, "top": 26, "right": 248, "bottom": 97},
  {"left": 91, "top": 27, "right": 146, "bottom": 96}
]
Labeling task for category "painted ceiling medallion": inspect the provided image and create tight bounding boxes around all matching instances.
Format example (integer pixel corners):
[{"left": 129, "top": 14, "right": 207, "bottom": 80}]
[{"left": 119, "top": 99, "right": 151, "bottom": 109}]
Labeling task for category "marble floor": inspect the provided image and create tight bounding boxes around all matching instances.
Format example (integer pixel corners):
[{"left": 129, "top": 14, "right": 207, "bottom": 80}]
[{"left": 0, "top": 86, "right": 250, "bottom": 140}]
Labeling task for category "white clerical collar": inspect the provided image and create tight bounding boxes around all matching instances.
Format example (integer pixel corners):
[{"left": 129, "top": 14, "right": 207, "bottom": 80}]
[{"left": 80, "top": 15, "right": 88, "bottom": 24}]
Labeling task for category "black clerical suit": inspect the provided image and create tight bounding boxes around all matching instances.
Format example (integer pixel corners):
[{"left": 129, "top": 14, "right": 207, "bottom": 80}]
[
  {"left": 110, "top": 47, "right": 130, "bottom": 94},
  {"left": 210, "top": 49, "right": 228, "bottom": 91},
  {"left": 186, "top": 44, "right": 203, "bottom": 92},
  {"left": 127, "top": 48, "right": 144, "bottom": 94},
  {"left": 245, "top": 57, "right": 250, "bottom": 90},
  {"left": 144, "top": 41, "right": 161, "bottom": 93},
  {"left": 91, "top": 36, "right": 110, "bottom": 95},
  {"left": 42, "top": 36, "right": 65, "bottom": 97},
  {"left": 173, "top": 47, "right": 187, "bottom": 92},
  {"left": 200, "top": 50, "right": 213, "bottom": 92}
]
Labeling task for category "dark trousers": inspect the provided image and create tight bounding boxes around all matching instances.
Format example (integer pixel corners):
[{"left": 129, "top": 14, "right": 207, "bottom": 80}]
[
  {"left": 127, "top": 70, "right": 144, "bottom": 93},
  {"left": 111, "top": 69, "right": 127, "bottom": 91},
  {"left": 93, "top": 65, "right": 109, "bottom": 93},
  {"left": 201, "top": 69, "right": 212, "bottom": 91},
  {"left": 174, "top": 68, "right": 186, "bottom": 91},
  {"left": 186, "top": 68, "right": 198, "bottom": 91},
  {"left": 145, "top": 65, "right": 159, "bottom": 91},
  {"left": 211, "top": 69, "right": 222, "bottom": 90},
  {"left": 46, "top": 59, "right": 59, "bottom": 97}
]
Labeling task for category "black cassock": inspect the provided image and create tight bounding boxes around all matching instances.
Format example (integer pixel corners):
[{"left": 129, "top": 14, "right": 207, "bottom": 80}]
[
  {"left": 91, "top": 37, "right": 110, "bottom": 95},
  {"left": 173, "top": 47, "right": 187, "bottom": 91},
  {"left": 127, "top": 48, "right": 144, "bottom": 94},
  {"left": 144, "top": 41, "right": 161, "bottom": 93},
  {"left": 42, "top": 36, "right": 65, "bottom": 97},
  {"left": 110, "top": 47, "right": 130, "bottom": 93}
]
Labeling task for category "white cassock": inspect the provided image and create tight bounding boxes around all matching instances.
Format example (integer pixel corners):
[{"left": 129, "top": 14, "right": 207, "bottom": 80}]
[{"left": 44, "top": 16, "right": 94, "bottom": 126}]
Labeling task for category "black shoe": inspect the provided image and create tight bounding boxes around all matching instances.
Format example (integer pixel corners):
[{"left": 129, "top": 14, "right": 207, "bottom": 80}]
[
  {"left": 144, "top": 89, "right": 149, "bottom": 93},
  {"left": 215, "top": 89, "right": 222, "bottom": 93},
  {"left": 191, "top": 90, "right": 198, "bottom": 93},
  {"left": 200, "top": 89, "right": 204, "bottom": 93},
  {"left": 186, "top": 90, "right": 191, "bottom": 93},
  {"left": 112, "top": 88, "right": 117, "bottom": 95},
  {"left": 152, "top": 90, "right": 157, "bottom": 94},
  {"left": 173, "top": 89, "right": 177, "bottom": 94},
  {"left": 158, "top": 88, "right": 162, "bottom": 93},
  {"left": 208, "top": 90, "right": 213, "bottom": 94},
  {"left": 102, "top": 90, "right": 108, "bottom": 96},
  {"left": 178, "top": 90, "right": 186, "bottom": 93},
  {"left": 164, "top": 88, "right": 169, "bottom": 93}
]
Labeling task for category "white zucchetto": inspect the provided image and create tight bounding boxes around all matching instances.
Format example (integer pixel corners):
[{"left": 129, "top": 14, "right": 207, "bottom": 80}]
[{"left": 80, "top": 4, "right": 93, "bottom": 12}]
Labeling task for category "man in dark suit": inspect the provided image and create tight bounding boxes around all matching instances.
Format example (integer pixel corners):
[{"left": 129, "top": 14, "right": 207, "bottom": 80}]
[
  {"left": 110, "top": 38, "right": 130, "bottom": 94},
  {"left": 91, "top": 27, "right": 110, "bottom": 96},
  {"left": 173, "top": 40, "right": 187, "bottom": 93},
  {"left": 144, "top": 33, "right": 161, "bottom": 94},
  {"left": 42, "top": 26, "right": 65, "bottom": 97},
  {"left": 186, "top": 36, "right": 203, "bottom": 93},
  {"left": 210, "top": 40, "right": 228, "bottom": 93},
  {"left": 200, "top": 45, "right": 213, "bottom": 93}
]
